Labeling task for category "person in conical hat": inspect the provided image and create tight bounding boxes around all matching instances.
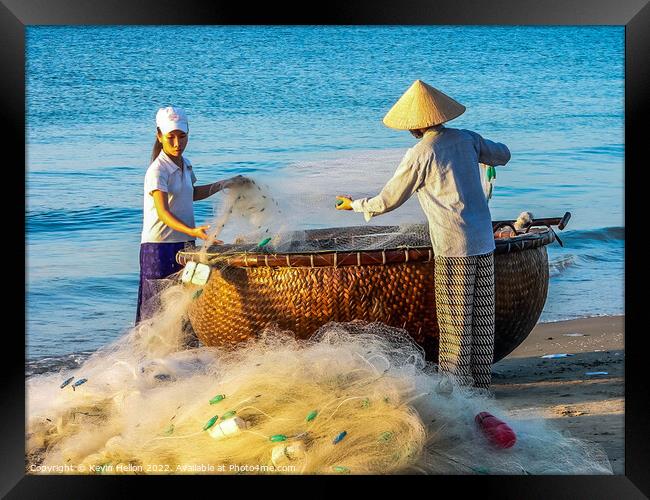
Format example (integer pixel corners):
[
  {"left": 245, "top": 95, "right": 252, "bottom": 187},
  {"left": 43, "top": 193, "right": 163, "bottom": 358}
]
[{"left": 336, "top": 80, "right": 511, "bottom": 391}]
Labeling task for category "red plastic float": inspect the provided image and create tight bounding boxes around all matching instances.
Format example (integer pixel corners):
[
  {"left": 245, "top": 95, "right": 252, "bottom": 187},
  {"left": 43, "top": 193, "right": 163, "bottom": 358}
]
[{"left": 475, "top": 412, "right": 517, "bottom": 449}]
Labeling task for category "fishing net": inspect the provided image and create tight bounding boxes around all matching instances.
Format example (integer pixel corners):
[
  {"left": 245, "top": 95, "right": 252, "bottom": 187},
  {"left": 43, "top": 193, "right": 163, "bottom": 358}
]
[
  {"left": 26, "top": 174, "right": 610, "bottom": 475},
  {"left": 197, "top": 177, "right": 434, "bottom": 258},
  {"left": 27, "top": 315, "right": 611, "bottom": 475},
  {"left": 195, "top": 166, "right": 508, "bottom": 261}
]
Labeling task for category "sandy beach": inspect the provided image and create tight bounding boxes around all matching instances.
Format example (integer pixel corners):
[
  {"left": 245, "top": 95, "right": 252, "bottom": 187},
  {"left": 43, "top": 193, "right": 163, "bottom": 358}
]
[{"left": 492, "top": 315, "right": 624, "bottom": 474}]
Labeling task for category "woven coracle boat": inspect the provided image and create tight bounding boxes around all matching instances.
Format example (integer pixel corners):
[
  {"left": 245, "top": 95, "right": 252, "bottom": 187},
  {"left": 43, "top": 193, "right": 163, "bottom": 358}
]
[{"left": 177, "top": 214, "right": 570, "bottom": 363}]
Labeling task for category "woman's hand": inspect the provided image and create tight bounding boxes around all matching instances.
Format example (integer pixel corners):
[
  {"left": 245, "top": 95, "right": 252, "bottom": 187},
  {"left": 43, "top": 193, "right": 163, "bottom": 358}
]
[
  {"left": 190, "top": 225, "right": 212, "bottom": 240},
  {"left": 335, "top": 195, "right": 353, "bottom": 210},
  {"left": 221, "top": 175, "right": 252, "bottom": 190},
  {"left": 205, "top": 176, "right": 252, "bottom": 197},
  {"left": 191, "top": 225, "right": 224, "bottom": 244}
]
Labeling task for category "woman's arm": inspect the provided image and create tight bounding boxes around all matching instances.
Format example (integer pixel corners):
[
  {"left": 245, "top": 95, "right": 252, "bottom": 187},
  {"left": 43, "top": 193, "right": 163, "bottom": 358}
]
[
  {"left": 470, "top": 131, "right": 511, "bottom": 166},
  {"left": 152, "top": 190, "right": 210, "bottom": 240},
  {"left": 193, "top": 175, "right": 250, "bottom": 201},
  {"left": 337, "top": 149, "right": 424, "bottom": 222},
  {"left": 193, "top": 182, "right": 222, "bottom": 201}
]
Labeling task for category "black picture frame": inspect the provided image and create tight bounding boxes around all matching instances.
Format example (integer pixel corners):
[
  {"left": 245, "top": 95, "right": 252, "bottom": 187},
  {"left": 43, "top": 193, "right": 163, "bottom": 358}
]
[{"left": 4, "top": 0, "right": 648, "bottom": 497}]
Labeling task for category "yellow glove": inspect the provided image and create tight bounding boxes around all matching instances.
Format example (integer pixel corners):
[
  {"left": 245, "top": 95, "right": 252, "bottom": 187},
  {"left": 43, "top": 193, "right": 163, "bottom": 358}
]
[{"left": 335, "top": 196, "right": 353, "bottom": 210}]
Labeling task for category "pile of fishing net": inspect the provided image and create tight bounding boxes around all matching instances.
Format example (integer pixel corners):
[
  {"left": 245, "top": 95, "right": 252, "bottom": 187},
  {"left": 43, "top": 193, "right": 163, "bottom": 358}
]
[{"left": 27, "top": 286, "right": 612, "bottom": 474}]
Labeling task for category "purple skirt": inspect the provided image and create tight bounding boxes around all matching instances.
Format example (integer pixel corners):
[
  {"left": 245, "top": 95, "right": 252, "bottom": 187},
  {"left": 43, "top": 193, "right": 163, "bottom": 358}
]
[{"left": 136, "top": 241, "right": 189, "bottom": 324}]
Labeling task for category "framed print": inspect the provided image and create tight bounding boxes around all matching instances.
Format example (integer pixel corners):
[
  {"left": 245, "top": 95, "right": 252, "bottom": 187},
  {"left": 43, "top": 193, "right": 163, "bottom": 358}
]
[{"left": 3, "top": 0, "right": 648, "bottom": 497}]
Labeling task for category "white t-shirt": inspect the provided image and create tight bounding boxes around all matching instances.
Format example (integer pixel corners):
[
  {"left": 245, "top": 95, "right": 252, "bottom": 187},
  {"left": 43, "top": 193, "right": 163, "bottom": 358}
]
[{"left": 141, "top": 150, "right": 197, "bottom": 243}]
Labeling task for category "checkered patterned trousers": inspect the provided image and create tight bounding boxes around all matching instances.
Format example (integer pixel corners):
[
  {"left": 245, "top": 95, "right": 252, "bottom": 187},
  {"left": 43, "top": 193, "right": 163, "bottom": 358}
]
[{"left": 435, "top": 252, "right": 495, "bottom": 389}]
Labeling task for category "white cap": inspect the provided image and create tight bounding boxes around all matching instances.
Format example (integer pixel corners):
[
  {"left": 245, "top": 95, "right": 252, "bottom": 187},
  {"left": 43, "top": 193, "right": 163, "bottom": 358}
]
[{"left": 156, "top": 106, "right": 189, "bottom": 134}]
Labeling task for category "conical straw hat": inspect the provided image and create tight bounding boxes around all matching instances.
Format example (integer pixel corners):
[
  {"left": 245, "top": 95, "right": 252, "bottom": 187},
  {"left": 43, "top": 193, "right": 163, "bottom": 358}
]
[{"left": 383, "top": 80, "right": 466, "bottom": 130}]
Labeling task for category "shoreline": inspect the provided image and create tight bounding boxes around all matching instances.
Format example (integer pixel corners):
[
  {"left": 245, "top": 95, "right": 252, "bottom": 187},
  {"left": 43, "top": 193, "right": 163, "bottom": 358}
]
[
  {"left": 25, "top": 314, "right": 624, "bottom": 365},
  {"left": 493, "top": 315, "right": 624, "bottom": 474}
]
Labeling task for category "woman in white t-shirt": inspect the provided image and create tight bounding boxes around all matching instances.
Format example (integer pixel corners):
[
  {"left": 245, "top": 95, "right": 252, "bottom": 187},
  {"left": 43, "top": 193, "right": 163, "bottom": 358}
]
[{"left": 136, "top": 106, "right": 246, "bottom": 324}]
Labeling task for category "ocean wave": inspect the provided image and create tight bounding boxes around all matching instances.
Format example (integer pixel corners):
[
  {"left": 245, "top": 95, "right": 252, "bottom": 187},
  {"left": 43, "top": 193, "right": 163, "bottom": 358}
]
[
  {"left": 563, "top": 144, "right": 624, "bottom": 156},
  {"left": 28, "top": 170, "right": 109, "bottom": 179},
  {"left": 537, "top": 312, "right": 623, "bottom": 324},
  {"left": 27, "top": 351, "right": 95, "bottom": 377},
  {"left": 27, "top": 206, "right": 142, "bottom": 233},
  {"left": 535, "top": 225, "right": 624, "bottom": 278},
  {"left": 547, "top": 252, "right": 621, "bottom": 277},
  {"left": 549, "top": 144, "right": 624, "bottom": 161},
  {"left": 561, "top": 226, "right": 624, "bottom": 246},
  {"left": 548, "top": 255, "right": 577, "bottom": 277}
]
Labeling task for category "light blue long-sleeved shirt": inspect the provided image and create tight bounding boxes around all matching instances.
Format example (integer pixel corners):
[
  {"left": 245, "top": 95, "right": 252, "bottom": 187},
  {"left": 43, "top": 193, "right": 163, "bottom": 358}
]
[{"left": 351, "top": 125, "right": 511, "bottom": 257}]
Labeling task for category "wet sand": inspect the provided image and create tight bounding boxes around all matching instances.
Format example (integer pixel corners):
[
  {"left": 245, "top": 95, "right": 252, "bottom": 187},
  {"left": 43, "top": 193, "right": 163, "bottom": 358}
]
[{"left": 492, "top": 315, "right": 624, "bottom": 474}]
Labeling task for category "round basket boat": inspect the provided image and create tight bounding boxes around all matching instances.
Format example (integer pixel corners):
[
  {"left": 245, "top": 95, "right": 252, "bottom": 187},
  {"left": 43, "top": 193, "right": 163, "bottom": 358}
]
[{"left": 177, "top": 219, "right": 565, "bottom": 363}]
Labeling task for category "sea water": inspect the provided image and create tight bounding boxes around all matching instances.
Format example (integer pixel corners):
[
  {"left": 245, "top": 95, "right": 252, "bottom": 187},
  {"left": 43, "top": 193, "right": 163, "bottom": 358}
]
[{"left": 26, "top": 26, "right": 624, "bottom": 366}]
